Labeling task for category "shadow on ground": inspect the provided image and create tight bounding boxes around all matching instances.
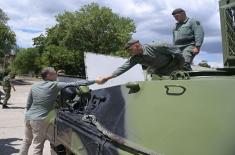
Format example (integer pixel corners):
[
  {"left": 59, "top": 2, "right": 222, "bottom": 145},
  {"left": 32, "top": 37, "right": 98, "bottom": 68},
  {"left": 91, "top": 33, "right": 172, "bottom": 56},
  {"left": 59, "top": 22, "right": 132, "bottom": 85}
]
[
  {"left": 0, "top": 138, "right": 22, "bottom": 154},
  {"left": 9, "top": 106, "right": 25, "bottom": 109},
  {"left": 0, "top": 104, "right": 25, "bottom": 109},
  {"left": 12, "top": 79, "right": 32, "bottom": 85}
]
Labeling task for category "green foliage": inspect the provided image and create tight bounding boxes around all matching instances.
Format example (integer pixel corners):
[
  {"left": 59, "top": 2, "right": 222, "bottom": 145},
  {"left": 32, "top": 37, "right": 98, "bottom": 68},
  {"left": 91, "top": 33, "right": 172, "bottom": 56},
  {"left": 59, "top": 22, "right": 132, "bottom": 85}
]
[
  {"left": 33, "top": 34, "right": 46, "bottom": 54},
  {"left": 32, "top": 3, "right": 135, "bottom": 76},
  {"left": 41, "top": 45, "right": 85, "bottom": 75},
  {"left": 53, "top": 3, "right": 135, "bottom": 53},
  {"left": 0, "top": 9, "right": 16, "bottom": 58},
  {"left": 112, "top": 50, "right": 130, "bottom": 58},
  {"left": 10, "top": 48, "right": 41, "bottom": 74},
  {"left": 0, "top": 8, "right": 9, "bottom": 24}
]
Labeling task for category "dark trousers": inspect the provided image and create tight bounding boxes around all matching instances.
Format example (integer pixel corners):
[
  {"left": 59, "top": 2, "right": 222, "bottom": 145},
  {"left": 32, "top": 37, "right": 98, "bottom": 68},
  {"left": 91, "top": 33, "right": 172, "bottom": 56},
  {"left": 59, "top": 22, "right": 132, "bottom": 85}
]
[
  {"left": 3, "top": 88, "right": 11, "bottom": 106},
  {"left": 179, "top": 45, "right": 196, "bottom": 71}
]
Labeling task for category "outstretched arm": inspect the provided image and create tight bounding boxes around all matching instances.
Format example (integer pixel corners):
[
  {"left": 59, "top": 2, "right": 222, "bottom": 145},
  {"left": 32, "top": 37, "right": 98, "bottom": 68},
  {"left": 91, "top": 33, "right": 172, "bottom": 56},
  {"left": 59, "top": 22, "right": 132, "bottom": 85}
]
[
  {"left": 96, "top": 75, "right": 114, "bottom": 84},
  {"left": 57, "top": 80, "right": 97, "bottom": 90},
  {"left": 96, "top": 58, "right": 137, "bottom": 85}
]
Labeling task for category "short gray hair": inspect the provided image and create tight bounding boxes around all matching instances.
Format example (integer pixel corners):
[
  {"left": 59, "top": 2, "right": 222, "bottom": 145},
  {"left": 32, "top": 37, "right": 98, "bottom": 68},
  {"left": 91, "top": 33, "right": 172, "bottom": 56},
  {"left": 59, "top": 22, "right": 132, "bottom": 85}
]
[{"left": 41, "top": 67, "right": 56, "bottom": 80}]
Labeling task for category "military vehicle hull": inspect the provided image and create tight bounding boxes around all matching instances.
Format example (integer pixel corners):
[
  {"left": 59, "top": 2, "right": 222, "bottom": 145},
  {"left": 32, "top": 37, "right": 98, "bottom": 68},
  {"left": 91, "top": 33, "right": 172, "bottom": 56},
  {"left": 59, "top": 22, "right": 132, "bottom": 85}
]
[
  {"left": 48, "top": 0, "right": 235, "bottom": 154},
  {"left": 49, "top": 73, "right": 235, "bottom": 155}
]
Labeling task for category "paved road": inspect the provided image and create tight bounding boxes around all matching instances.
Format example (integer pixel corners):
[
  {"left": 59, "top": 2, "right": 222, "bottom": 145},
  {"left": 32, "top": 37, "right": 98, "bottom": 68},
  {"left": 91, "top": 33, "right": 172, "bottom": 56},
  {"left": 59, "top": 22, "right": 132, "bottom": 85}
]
[{"left": 0, "top": 80, "right": 51, "bottom": 155}]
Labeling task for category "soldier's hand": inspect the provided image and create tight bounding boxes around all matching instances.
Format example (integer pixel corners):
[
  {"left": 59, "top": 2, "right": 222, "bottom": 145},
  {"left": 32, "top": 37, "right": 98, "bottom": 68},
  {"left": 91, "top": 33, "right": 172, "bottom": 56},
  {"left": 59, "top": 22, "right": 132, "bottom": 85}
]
[
  {"left": 95, "top": 75, "right": 113, "bottom": 85},
  {"left": 192, "top": 47, "right": 200, "bottom": 55},
  {"left": 95, "top": 76, "right": 108, "bottom": 85},
  {"left": 95, "top": 77, "right": 103, "bottom": 84}
]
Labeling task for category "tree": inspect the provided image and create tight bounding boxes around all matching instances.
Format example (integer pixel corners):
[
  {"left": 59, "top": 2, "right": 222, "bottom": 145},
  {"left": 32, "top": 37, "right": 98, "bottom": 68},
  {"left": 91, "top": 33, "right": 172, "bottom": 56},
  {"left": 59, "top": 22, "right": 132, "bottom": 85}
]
[
  {"left": 0, "top": 8, "right": 16, "bottom": 57},
  {"left": 41, "top": 45, "right": 85, "bottom": 76},
  {"left": 33, "top": 34, "right": 46, "bottom": 54},
  {"left": 10, "top": 48, "right": 41, "bottom": 74},
  {"left": 54, "top": 3, "right": 135, "bottom": 54},
  {"left": 0, "top": 8, "right": 9, "bottom": 24},
  {"left": 0, "top": 23, "right": 16, "bottom": 56},
  {"left": 33, "top": 3, "right": 135, "bottom": 76}
]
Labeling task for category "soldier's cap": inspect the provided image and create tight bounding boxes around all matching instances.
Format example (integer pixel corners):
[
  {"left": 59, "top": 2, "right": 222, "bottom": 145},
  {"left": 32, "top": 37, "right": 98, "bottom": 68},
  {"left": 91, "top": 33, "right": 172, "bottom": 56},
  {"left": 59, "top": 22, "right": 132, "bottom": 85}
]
[
  {"left": 172, "top": 8, "right": 185, "bottom": 15},
  {"left": 124, "top": 39, "right": 139, "bottom": 50}
]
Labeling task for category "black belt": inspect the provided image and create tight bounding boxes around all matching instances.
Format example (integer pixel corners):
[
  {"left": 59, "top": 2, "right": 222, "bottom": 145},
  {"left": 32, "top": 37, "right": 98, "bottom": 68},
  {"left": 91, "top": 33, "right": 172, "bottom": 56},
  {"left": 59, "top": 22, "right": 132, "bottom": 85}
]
[{"left": 175, "top": 38, "right": 194, "bottom": 45}]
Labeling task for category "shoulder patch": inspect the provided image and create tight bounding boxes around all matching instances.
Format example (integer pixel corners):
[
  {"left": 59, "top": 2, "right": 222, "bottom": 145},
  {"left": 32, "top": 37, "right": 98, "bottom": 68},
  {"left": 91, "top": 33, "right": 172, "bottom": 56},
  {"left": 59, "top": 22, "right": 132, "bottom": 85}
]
[{"left": 196, "top": 21, "right": 200, "bottom": 25}]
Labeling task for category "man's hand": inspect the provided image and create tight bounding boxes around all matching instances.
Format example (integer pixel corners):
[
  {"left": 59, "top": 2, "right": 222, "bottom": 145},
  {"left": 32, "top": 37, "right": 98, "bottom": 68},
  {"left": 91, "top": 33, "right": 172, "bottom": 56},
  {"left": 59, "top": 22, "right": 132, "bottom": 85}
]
[
  {"left": 95, "top": 75, "right": 113, "bottom": 85},
  {"left": 192, "top": 47, "right": 200, "bottom": 55},
  {"left": 95, "top": 76, "right": 106, "bottom": 84}
]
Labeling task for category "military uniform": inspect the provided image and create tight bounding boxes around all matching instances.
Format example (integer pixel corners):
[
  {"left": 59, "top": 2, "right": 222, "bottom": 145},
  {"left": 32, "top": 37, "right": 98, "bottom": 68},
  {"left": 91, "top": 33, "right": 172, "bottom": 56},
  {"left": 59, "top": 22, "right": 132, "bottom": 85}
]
[
  {"left": 112, "top": 43, "right": 184, "bottom": 77},
  {"left": 2, "top": 75, "right": 12, "bottom": 106},
  {"left": 173, "top": 17, "right": 204, "bottom": 70}
]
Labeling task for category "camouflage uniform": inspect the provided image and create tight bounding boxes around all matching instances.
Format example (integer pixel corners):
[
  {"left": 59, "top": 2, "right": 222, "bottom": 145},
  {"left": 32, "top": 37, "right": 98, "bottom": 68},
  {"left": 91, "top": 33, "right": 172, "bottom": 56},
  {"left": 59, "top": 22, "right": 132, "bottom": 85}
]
[
  {"left": 2, "top": 75, "right": 12, "bottom": 106},
  {"left": 173, "top": 17, "right": 204, "bottom": 70}
]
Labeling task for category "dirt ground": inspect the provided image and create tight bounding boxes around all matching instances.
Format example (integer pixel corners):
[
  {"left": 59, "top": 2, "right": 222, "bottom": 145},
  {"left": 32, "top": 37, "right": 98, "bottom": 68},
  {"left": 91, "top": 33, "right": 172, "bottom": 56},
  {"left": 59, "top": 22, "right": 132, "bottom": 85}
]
[{"left": 0, "top": 80, "right": 51, "bottom": 155}]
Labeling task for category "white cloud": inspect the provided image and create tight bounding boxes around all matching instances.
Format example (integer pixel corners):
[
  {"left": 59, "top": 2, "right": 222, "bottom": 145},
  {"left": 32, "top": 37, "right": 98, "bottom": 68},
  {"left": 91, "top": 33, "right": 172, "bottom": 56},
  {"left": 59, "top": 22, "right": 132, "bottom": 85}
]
[
  {"left": 14, "top": 29, "right": 42, "bottom": 47},
  {"left": 0, "top": 0, "right": 224, "bottom": 65},
  {"left": 194, "top": 51, "right": 223, "bottom": 68},
  {"left": 102, "top": 0, "right": 155, "bottom": 17},
  {"left": 208, "top": 61, "right": 223, "bottom": 68}
]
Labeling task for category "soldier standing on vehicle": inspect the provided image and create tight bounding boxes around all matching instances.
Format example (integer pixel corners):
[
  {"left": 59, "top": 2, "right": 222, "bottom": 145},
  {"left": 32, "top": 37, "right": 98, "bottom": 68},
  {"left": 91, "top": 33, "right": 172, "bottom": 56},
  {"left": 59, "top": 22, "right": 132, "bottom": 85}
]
[
  {"left": 96, "top": 39, "right": 185, "bottom": 84},
  {"left": 2, "top": 73, "right": 16, "bottom": 109},
  {"left": 19, "top": 67, "right": 100, "bottom": 155},
  {"left": 172, "top": 8, "right": 204, "bottom": 71}
]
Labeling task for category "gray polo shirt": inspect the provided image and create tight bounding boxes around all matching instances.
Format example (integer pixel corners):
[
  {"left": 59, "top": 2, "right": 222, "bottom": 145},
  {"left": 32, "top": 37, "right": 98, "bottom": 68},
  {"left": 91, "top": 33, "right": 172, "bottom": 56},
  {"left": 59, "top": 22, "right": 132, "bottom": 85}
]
[
  {"left": 25, "top": 80, "right": 94, "bottom": 120},
  {"left": 173, "top": 18, "right": 204, "bottom": 48}
]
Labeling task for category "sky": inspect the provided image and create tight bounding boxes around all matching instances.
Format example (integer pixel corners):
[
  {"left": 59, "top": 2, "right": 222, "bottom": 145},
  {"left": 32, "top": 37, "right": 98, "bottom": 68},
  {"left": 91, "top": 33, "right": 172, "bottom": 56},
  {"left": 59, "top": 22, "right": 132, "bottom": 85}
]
[
  {"left": 0, "top": 0, "right": 223, "bottom": 67},
  {"left": 85, "top": 52, "right": 145, "bottom": 89}
]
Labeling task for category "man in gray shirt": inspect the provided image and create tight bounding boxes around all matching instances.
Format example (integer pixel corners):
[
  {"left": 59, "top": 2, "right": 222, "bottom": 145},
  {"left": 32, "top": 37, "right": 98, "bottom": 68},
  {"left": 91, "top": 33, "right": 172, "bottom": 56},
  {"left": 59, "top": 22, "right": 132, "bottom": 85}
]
[
  {"left": 172, "top": 8, "right": 204, "bottom": 70},
  {"left": 19, "top": 67, "right": 98, "bottom": 155},
  {"left": 97, "top": 39, "right": 184, "bottom": 84}
]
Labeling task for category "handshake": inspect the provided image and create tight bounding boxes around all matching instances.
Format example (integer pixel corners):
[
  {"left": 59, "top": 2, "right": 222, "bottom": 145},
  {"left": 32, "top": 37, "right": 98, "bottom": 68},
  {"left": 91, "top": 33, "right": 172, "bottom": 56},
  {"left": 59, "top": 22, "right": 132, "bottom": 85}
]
[{"left": 95, "top": 75, "right": 113, "bottom": 85}]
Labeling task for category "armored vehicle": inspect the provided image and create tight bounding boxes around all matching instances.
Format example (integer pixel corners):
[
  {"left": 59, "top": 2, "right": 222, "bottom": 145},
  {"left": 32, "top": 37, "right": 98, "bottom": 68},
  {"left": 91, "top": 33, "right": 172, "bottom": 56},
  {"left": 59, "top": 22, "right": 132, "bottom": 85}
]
[{"left": 48, "top": 0, "right": 235, "bottom": 154}]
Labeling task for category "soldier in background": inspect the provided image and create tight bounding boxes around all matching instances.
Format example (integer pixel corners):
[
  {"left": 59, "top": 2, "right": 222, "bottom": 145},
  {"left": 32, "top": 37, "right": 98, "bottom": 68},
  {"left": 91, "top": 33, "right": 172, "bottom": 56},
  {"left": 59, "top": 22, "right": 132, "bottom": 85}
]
[
  {"left": 172, "top": 8, "right": 204, "bottom": 71},
  {"left": 2, "top": 73, "right": 16, "bottom": 109}
]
